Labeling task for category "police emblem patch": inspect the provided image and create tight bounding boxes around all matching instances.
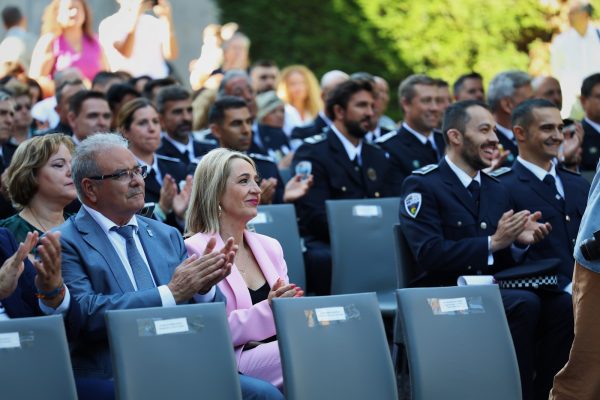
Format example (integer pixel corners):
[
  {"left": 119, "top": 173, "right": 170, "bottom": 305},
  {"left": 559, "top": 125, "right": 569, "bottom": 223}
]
[
  {"left": 367, "top": 168, "right": 377, "bottom": 181},
  {"left": 404, "top": 193, "right": 422, "bottom": 218}
]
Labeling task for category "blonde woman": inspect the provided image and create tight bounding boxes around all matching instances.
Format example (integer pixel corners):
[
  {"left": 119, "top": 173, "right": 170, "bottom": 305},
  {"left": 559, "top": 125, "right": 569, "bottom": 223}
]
[
  {"left": 185, "top": 148, "right": 303, "bottom": 390},
  {"left": 276, "top": 65, "right": 323, "bottom": 136}
]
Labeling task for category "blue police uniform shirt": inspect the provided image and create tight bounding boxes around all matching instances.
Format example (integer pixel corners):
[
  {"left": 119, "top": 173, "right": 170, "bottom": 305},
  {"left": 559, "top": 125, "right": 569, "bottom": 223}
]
[{"left": 575, "top": 163, "right": 600, "bottom": 273}]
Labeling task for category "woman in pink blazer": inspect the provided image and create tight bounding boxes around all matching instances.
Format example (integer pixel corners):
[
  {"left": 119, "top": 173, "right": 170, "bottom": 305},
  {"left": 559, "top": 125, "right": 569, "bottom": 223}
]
[{"left": 185, "top": 148, "right": 303, "bottom": 390}]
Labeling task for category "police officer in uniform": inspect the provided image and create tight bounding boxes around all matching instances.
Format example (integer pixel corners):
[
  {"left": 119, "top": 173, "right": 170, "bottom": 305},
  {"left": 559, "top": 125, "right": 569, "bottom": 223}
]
[
  {"left": 494, "top": 99, "right": 590, "bottom": 290},
  {"left": 400, "top": 100, "right": 571, "bottom": 400},
  {"left": 292, "top": 79, "right": 392, "bottom": 295},
  {"left": 376, "top": 75, "right": 445, "bottom": 193}
]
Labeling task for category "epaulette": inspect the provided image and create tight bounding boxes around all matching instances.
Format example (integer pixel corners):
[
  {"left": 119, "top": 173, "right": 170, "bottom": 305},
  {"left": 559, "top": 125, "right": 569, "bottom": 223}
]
[
  {"left": 248, "top": 153, "right": 276, "bottom": 163},
  {"left": 375, "top": 130, "right": 397, "bottom": 144},
  {"left": 412, "top": 164, "right": 438, "bottom": 175},
  {"left": 155, "top": 154, "right": 182, "bottom": 163},
  {"left": 304, "top": 133, "right": 326, "bottom": 144},
  {"left": 192, "top": 129, "right": 218, "bottom": 145},
  {"left": 558, "top": 165, "right": 581, "bottom": 176},
  {"left": 488, "top": 166, "right": 512, "bottom": 178}
]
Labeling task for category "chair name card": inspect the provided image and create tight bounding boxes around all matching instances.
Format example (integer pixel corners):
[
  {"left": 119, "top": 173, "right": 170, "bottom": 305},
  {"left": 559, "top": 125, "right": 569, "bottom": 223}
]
[
  {"left": 154, "top": 318, "right": 189, "bottom": 335},
  {"left": 0, "top": 332, "right": 20, "bottom": 349},
  {"left": 352, "top": 205, "right": 381, "bottom": 218},
  {"left": 315, "top": 307, "right": 347, "bottom": 322}
]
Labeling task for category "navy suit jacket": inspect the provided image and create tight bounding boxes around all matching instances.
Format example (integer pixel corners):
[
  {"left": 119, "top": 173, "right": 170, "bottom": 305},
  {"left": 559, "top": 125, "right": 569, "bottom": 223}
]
[
  {"left": 497, "top": 162, "right": 589, "bottom": 286},
  {"left": 290, "top": 114, "right": 329, "bottom": 140},
  {"left": 400, "top": 159, "right": 515, "bottom": 287},
  {"left": 292, "top": 128, "right": 393, "bottom": 243},
  {"left": 0, "top": 228, "right": 40, "bottom": 317},
  {"left": 376, "top": 126, "right": 446, "bottom": 195},
  {"left": 157, "top": 136, "right": 216, "bottom": 167},
  {"left": 57, "top": 208, "right": 223, "bottom": 378},
  {"left": 581, "top": 119, "right": 600, "bottom": 171}
]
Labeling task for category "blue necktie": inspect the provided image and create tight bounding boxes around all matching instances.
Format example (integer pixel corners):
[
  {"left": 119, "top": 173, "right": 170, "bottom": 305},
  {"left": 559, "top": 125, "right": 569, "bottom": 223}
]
[{"left": 112, "top": 225, "right": 155, "bottom": 290}]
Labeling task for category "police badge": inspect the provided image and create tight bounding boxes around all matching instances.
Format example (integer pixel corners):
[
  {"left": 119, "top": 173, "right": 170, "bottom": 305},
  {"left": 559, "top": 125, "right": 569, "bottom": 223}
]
[{"left": 404, "top": 193, "right": 422, "bottom": 218}]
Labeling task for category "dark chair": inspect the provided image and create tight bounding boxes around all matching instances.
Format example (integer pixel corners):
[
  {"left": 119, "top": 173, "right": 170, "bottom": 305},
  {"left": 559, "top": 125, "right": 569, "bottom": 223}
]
[
  {"left": 396, "top": 285, "right": 522, "bottom": 400},
  {"left": 248, "top": 203, "right": 306, "bottom": 289},
  {"left": 273, "top": 293, "right": 398, "bottom": 400},
  {"left": 106, "top": 303, "right": 242, "bottom": 400},
  {"left": 0, "top": 315, "right": 77, "bottom": 399},
  {"left": 326, "top": 197, "right": 400, "bottom": 317}
]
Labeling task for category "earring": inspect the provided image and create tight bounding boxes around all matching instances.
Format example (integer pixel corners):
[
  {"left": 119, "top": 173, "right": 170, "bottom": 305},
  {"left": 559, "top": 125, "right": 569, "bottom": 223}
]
[{"left": 218, "top": 204, "right": 223, "bottom": 217}]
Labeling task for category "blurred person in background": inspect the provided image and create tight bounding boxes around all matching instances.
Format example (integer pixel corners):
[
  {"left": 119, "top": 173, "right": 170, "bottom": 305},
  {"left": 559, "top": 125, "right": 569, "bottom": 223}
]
[
  {"left": 105, "top": 83, "right": 140, "bottom": 129},
  {"left": 0, "top": 5, "right": 37, "bottom": 72},
  {"left": 35, "top": 78, "right": 86, "bottom": 136},
  {"left": 453, "top": 72, "right": 485, "bottom": 102},
  {"left": 29, "top": 0, "right": 107, "bottom": 96},
  {"left": 277, "top": 65, "right": 322, "bottom": 137},
  {"left": 250, "top": 60, "right": 279, "bottom": 95},
  {"left": 99, "top": 0, "right": 178, "bottom": 79},
  {"left": 3, "top": 81, "right": 34, "bottom": 145},
  {"left": 253, "top": 90, "right": 291, "bottom": 168}
]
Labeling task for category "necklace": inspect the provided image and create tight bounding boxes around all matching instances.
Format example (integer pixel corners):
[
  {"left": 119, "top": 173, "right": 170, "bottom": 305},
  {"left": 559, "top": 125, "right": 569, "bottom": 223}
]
[{"left": 24, "top": 208, "right": 64, "bottom": 233}]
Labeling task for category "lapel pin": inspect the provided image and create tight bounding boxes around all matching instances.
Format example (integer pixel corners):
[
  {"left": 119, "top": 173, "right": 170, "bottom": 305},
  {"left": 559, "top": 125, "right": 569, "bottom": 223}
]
[{"left": 147, "top": 228, "right": 154, "bottom": 237}]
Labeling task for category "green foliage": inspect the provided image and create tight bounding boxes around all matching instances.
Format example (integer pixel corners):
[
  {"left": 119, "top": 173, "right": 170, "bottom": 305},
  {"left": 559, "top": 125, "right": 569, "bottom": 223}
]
[{"left": 217, "top": 0, "right": 600, "bottom": 115}]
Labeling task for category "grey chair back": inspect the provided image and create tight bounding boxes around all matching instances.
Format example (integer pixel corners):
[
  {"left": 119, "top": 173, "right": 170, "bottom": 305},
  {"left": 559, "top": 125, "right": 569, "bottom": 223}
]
[
  {"left": 273, "top": 293, "right": 398, "bottom": 400},
  {"left": 106, "top": 303, "right": 242, "bottom": 400},
  {"left": 0, "top": 315, "right": 77, "bottom": 399},
  {"left": 326, "top": 197, "right": 400, "bottom": 316},
  {"left": 248, "top": 204, "right": 306, "bottom": 288},
  {"left": 397, "top": 285, "right": 522, "bottom": 400}
]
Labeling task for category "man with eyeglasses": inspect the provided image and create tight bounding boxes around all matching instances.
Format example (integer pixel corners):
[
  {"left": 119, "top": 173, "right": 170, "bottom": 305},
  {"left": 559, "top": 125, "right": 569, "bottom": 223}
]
[{"left": 56, "top": 133, "right": 284, "bottom": 400}]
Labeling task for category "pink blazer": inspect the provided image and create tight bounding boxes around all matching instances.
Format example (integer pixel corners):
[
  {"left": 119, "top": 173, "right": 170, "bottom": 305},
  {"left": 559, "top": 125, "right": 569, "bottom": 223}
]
[{"left": 185, "top": 230, "right": 288, "bottom": 363}]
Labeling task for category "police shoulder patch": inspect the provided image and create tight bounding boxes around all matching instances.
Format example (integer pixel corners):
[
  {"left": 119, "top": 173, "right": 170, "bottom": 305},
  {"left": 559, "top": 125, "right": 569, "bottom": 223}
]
[
  {"left": 304, "top": 133, "right": 326, "bottom": 144},
  {"left": 412, "top": 164, "right": 438, "bottom": 175},
  {"left": 404, "top": 193, "right": 422, "bottom": 218},
  {"left": 375, "top": 130, "right": 397, "bottom": 143},
  {"left": 488, "top": 167, "right": 512, "bottom": 178}
]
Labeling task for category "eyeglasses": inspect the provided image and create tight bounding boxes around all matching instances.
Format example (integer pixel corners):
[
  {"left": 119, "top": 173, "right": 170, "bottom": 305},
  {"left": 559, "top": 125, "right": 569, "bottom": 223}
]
[{"left": 88, "top": 165, "right": 148, "bottom": 182}]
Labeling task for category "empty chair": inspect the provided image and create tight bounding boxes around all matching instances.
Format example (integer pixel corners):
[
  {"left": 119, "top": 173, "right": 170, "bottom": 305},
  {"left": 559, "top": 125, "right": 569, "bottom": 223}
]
[
  {"left": 326, "top": 197, "right": 400, "bottom": 316},
  {"left": 397, "top": 285, "right": 522, "bottom": 400},
  {"left": 273, "top": 292, "right": 398, "bottom": 400},
  {"left": 0, "top": 315, "right": 77, "bottom": 400},
  {"left": 105, "top": 303, "right": 242, "bottom": 400},
  {"left": 248, "top": 203, "right": 306, "bottom": 289}
]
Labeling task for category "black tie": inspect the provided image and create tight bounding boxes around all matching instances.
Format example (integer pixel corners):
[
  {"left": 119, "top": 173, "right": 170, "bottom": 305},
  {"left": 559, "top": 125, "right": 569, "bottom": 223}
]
[
  {"left": 543, "top": 174, "right": 565, "bottom": 209},
  {"left": 425, "top": 140, "right": 438, "bottom": 162},
  {"left": 112, "top": 225, "right": 155, "bottom": 290},
  {"left": 181, "top": 150, "right": 190, "bottom": 165},
  {"left": 467, "top": 180, "right": 480, "bottom": 206}
]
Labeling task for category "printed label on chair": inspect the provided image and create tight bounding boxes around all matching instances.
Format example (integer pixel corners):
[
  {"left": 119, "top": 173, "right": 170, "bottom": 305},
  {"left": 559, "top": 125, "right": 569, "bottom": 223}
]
[
  {"left": 315, "top": 307, "right": 347, "bottom": 322},
  {"left": 438, "top": 297, "right": 468, "bottom": 313},
  {"left": 427, "top": 296, "right": 485, "bottom": 316},
  {"left": 0, "top": 332, "right": 20, "bottom": 349},
  {"left": 154, "top": 318, "right": 189, "bottom": 335},
  {"left": 352, "top": 205, "right": 381, "bottom": 217}
]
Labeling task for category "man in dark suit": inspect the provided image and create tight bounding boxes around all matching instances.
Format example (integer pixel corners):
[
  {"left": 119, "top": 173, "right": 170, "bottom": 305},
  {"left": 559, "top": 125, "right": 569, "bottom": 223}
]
[
  {"left": 487, "top": 70, "right": 533, "bottom": 166},
  {"left": 292, "top": 79, "right": 392, "bottom": 295},
  {"left": 376, "top": 74, "right": 445, "bottom": 193},
  {"left": 0, "top": 90, "right": 19, "bottom": 218},
  {"left": 495, "top": 99, "right": 590, "bottom": 289},
  {"left": 399, "top": 100, "right": 572, "bottom": 400},
  {"left": 156, "top": 85, "right": 215, "bottom": 168},
  {"left": 579, "top": 73, "right": 600, "bottom": 171},
  {"left": 58, "top": 133, "right": 284, "bottom": 400}
]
